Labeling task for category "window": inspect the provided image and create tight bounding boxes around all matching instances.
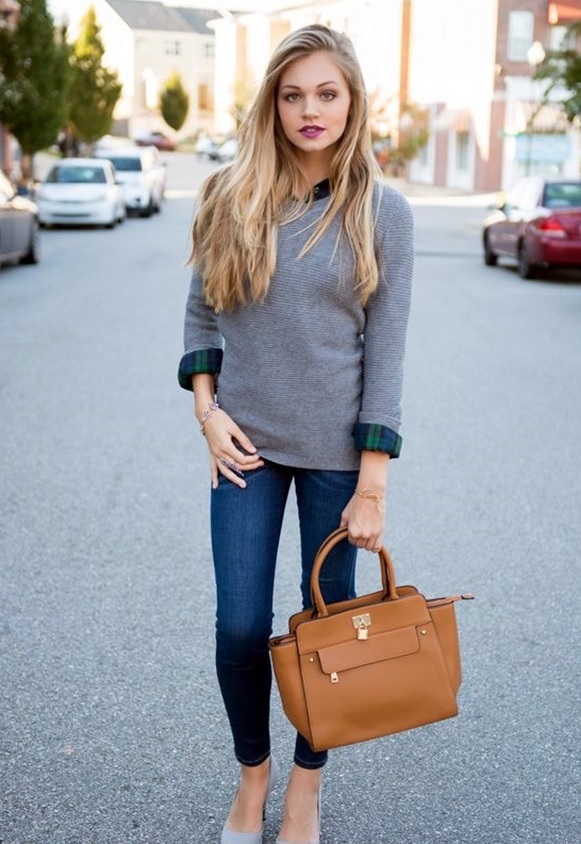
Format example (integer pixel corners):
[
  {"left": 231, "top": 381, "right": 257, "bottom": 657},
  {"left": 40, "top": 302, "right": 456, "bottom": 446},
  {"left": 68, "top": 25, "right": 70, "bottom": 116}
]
[
  {"left": 204, "top": 41, "right": 214, "bottom": 59},
  {"left": 507, "top": 11, "right": 534, "bottom": 61},
  {"left": 105, "top": 156, "right": 142, "bottom": 173},
  {"left": 543, "top": 182, "right": 581, "bottom": 208},
  {"left": 49, "top": 166, "right": 107, "bottom": 184},
  {"left": 164, "top": 39, "right": 181, "bottom": 56}
]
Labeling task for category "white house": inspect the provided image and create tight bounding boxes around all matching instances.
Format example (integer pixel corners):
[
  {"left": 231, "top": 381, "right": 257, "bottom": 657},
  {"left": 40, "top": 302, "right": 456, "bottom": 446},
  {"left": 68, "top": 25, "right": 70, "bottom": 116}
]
[
  {"left": 210, "top": 0, "right": 404, "bottom": 137},
  {"left": 62, "top": 0, "right": 222, "bottom": 140}
]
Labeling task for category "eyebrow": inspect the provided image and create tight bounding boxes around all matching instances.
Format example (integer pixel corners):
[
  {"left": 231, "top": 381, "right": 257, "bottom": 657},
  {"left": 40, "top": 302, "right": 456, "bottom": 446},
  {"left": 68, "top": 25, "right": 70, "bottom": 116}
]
[{"left": 280, "top": 80, "right": 339, "bottom": 90}]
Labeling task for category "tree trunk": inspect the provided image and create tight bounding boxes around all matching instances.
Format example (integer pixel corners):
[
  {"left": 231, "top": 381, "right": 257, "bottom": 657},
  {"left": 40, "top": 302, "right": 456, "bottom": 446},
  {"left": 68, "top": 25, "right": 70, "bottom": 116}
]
[{"left": 20, "top": 152, "right": 33, "bottom": 186}]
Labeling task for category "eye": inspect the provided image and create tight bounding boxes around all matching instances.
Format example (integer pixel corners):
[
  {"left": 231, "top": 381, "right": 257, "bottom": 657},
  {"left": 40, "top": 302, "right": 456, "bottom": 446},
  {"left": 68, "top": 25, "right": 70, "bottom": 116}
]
[
  {"left": 320, "top": 90, "right": 337, "bottom": 101},
  {"left": 283, "top": 92, "right": 300, "bottom": 103}
]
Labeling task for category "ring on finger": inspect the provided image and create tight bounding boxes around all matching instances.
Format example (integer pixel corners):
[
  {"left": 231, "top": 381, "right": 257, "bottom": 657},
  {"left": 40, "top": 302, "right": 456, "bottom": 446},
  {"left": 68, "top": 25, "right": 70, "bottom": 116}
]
[{"left": 218, "top": 457, "right": 244, "bottom": 476}]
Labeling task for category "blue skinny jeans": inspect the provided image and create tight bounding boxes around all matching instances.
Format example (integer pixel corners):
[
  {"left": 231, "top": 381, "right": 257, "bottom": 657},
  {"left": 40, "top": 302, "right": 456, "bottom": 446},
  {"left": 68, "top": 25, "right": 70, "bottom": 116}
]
[{"left": 210, "top": 461, "right": 358, "bottom": 769}]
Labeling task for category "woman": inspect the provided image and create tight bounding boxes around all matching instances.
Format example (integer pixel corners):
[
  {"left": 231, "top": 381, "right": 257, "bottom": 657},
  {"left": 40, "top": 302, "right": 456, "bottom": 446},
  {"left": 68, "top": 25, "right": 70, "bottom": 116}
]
[{"left": 178, "top": 24, "right": 414, "bottom": 844}]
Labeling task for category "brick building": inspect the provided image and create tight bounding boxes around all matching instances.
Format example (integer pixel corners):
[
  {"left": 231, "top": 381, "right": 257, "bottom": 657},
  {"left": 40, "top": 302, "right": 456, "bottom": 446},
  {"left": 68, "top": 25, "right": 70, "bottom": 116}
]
[
  {"left": 210, "top": 0, "right": 581, "bottom": 192},
  {"left": 407, "top": 0, "right": 581, "bottom": 190}
]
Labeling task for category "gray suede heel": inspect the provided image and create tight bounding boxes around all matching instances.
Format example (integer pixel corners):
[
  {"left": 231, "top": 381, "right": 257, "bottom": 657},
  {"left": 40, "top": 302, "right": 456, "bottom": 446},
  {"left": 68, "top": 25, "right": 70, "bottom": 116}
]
[{"left": 221, "top": 755, "right": 280, "bottom": 844}]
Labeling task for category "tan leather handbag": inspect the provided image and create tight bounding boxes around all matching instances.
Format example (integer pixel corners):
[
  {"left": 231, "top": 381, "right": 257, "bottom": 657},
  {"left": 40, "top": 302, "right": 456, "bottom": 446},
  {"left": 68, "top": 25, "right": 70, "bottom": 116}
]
[{"left": 269, "top": 527, "right": 474, "bottom": 752}]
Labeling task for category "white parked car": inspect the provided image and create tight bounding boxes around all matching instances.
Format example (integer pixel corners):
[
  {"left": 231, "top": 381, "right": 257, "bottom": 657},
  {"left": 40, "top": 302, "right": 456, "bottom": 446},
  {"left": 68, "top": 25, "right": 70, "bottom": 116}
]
[
  {"left": 210, "top": 137, "right": 239, "bottom": 163},
  {"left": 36, "top": 158, "right": 126, "bottom": 228},
  {"left": 95, "top": 146, "right": 165, "bottom": 217}
]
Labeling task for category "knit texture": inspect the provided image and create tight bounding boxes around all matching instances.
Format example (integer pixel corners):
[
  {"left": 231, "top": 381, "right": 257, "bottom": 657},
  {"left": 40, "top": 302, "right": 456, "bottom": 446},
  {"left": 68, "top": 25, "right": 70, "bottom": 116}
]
[{"left": 180, "top": 182, "right": 414, "bottom": 470}]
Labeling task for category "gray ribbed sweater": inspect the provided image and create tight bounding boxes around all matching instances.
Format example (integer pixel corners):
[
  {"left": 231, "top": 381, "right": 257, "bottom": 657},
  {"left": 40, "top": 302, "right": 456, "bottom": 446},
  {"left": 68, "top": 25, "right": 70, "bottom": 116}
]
[{"left": 182, "top": 182, "right": 414, "bottom": 470}]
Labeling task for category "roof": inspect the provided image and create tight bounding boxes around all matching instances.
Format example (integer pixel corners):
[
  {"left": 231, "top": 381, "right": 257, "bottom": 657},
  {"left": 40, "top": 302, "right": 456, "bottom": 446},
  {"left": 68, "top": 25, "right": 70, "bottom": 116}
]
[
  {"left": 173, "top": 6, "right": 220, "bottom": 35},
  {"left": 106, "top": 0, "right": 220, "bottom": 34}
]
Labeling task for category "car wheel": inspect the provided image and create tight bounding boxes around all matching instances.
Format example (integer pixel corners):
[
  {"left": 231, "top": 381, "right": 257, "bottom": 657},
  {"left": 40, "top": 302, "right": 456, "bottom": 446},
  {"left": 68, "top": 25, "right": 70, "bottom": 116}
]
[
  {"left": 483, "top": 233, "right": 497, "bottom": 266},
  {"left": 21, "top": 219, "right": 40, "bottom": 265},
  {"left": 517, "top": 242, "right": 538, "bottom": 279},
  {"left": 140, "top": 196, "right": 154, "bottom": 218}
]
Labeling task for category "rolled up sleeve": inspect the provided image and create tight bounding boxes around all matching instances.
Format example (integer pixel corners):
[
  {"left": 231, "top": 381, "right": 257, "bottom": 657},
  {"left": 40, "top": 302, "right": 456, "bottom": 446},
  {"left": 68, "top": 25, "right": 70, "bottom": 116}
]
[
  {"left": 354, "top": 189, "right": 414, "bottom": 458},
  {"left": 177, "top": 267, "right": 223, "bottom": 392}
]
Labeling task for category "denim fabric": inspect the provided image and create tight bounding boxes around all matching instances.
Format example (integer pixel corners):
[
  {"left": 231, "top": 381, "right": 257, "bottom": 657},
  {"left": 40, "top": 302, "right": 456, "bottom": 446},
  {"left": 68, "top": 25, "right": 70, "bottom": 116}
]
[{"left": 210, "top": 461, "right": 358, "bottom": 769}]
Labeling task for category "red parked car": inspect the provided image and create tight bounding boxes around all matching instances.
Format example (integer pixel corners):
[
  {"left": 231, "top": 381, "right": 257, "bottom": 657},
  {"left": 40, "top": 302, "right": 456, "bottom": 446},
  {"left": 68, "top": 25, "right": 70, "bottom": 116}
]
[
  {"left": 134, "top": 131, "right": 176, "bottom": 152},
  {"left": 483, "top": 176, "right": 581, "bottom": 278}
]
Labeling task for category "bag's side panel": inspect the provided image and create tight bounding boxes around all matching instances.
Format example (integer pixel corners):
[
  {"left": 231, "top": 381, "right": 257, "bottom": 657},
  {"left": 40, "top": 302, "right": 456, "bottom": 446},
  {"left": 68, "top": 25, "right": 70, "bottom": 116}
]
[
  {"left": 269, "top": 638, "right": 312, "bottom": 745},
  {"left": 429, "top": 603, "right": 462, "bottom": 693},
  {"left": 300, "top": 620, "right": 458, "bottom": 752}
]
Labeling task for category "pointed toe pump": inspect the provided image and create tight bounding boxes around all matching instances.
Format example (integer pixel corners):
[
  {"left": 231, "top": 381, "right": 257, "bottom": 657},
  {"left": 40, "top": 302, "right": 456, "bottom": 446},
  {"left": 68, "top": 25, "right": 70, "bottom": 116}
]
[{"left": 221, "top": 755, "right": 280, "bottom": 844}]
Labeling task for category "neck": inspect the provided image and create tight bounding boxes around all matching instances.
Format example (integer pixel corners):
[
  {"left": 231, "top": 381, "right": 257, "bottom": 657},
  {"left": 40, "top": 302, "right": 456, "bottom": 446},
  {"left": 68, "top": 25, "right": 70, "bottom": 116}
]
[{"left": 295, "top": 148, "right": 334, "bottom": 188}]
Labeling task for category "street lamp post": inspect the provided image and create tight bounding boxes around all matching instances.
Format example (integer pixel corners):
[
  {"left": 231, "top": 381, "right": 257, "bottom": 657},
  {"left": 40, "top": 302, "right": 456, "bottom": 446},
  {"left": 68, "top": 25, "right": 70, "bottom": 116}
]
[{"left": 525, "top": 40, "right": 546, "bottom": 176}]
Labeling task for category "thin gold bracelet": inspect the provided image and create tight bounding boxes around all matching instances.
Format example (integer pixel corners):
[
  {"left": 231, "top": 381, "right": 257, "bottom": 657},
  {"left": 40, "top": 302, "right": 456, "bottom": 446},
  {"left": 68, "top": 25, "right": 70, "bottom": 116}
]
[{"left": 355, "top": 488, "right": 385, "bottom": 512}]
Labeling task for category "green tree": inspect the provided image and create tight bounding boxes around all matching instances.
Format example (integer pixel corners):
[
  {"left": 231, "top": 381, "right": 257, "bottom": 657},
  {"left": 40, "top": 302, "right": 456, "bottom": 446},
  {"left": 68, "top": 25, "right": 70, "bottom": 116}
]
[
  {"left": 535, "top": 23, "right": 581, "bottom": 125},
  {"left": 0, "top": 0, "right": 70, "bottom": 183},
  {"left": 68, "top": 6, "right": 122, "bottom": 145},
  {"left": 160, "top": 72, "right": 189, "bottom": 132}
]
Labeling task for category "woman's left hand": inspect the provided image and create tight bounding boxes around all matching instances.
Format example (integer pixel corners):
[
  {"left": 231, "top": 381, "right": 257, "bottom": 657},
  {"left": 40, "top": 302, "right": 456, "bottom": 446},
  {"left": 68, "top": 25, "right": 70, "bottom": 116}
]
[{"left": 340, "top": 491, "right": 385, "bottom": 553}]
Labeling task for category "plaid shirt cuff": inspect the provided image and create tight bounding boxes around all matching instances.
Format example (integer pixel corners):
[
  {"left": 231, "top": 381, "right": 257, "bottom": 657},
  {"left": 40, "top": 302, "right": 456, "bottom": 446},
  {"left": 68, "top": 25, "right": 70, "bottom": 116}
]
[
  {"left": 178, "top": 348, "right": 223, "bottom": 391},
  {"left": 353, "top": 423, "right": 402, "bottom": 458}
]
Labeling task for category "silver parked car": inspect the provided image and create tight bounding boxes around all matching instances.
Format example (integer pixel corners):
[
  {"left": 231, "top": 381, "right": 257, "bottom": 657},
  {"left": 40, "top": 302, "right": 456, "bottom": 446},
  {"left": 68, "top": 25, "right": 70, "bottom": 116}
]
[
  {"left": 35, "top": 158, "right": 126, "bottom": 228},
  {"left": 0, "top": 170, "right": 40, "bottom": 270},
  {"left": 95, "top": 146, "right": 165, "bottom": 217}
]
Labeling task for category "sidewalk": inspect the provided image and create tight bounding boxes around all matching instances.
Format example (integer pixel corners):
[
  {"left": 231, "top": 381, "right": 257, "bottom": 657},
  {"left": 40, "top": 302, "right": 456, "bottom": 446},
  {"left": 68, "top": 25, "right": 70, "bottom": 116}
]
[{"left": 389, "top": 176, "right": 498, "bottom": 208}]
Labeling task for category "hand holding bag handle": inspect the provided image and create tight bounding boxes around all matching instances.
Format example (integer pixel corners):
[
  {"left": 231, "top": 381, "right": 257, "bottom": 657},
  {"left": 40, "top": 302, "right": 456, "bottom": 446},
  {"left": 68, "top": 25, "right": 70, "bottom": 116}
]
[{"left": 310, "top": 527, "right": 398, "bottom": 615}]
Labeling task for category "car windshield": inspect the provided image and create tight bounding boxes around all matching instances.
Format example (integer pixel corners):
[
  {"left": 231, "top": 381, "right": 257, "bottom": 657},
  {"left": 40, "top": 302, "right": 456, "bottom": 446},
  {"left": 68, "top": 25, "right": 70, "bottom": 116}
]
[
  {"left": 47, "top": 166, "right": 107, "bottom": 184},
  {"left": 105, "top": 157, "right": 141, "bottom": 172},
  {"left": 543, "top": 182, "right": 581, "bottom": 209}
]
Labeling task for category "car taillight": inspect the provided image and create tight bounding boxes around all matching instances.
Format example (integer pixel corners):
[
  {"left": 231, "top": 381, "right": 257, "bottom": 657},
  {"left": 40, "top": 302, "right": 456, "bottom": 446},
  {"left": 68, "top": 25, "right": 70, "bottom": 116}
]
[{"left": 536, "top": 217, "right": 567, "bottom": 238}]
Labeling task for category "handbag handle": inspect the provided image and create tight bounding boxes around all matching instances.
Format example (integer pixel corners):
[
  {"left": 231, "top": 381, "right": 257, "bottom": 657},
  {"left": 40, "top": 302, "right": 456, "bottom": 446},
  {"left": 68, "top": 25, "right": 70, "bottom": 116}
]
[{"left": 310, "top": 527, "right": 398, "bottom": 617}]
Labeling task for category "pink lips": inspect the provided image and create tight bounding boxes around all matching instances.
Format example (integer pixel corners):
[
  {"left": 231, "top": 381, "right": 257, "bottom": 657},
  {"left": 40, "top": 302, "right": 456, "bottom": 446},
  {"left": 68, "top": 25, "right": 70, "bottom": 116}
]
[{"left": 299, "top": 125, "right": 325, "bottom": 139}]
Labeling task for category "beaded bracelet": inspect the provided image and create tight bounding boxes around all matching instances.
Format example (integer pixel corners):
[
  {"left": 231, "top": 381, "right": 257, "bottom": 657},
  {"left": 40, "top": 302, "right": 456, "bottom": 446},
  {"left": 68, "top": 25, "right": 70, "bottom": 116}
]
[
  {"left": 199, "top": 401, "right": 220, "bottom": 435},
  {"left": 355, "top": 488, "right": 385, "bottom": 512}
]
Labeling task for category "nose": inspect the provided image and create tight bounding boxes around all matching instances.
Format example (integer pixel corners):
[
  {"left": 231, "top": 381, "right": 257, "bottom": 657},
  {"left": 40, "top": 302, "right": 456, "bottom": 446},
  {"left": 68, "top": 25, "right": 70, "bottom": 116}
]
[{"left": 302, "top": 96, "right": 320, "bottom": 119}]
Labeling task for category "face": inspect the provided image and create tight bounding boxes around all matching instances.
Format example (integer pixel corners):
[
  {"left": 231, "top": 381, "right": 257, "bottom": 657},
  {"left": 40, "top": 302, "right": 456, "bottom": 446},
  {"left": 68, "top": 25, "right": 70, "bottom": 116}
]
[{"left": 277, "top": 50, "right": 351, "bottom": 164}]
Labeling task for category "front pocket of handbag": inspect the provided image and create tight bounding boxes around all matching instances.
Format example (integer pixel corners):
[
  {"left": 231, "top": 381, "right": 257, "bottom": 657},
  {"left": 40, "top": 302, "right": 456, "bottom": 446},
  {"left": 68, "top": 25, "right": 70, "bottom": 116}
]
[
  {"left": 299, "top": 619, "right": 458, "bottom": 752},
  {"left": 317, "top": 625, "right": 420, "bottom": 674}
]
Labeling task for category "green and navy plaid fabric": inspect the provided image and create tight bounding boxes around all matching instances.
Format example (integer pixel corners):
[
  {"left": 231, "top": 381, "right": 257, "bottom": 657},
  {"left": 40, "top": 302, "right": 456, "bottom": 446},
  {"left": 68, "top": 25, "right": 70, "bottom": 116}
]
[
  {"left": 353, "top": 422, "right": 402, "bottom": 458},
  {"left": 178, "top": 348, "right": 223, "bottom": 391}
]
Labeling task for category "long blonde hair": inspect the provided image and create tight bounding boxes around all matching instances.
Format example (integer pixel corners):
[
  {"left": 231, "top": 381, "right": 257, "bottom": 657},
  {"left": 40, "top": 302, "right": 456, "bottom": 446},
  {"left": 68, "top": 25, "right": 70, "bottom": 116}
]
[{"left": 191, "top": 24, "right": 382, "bottom": 312}]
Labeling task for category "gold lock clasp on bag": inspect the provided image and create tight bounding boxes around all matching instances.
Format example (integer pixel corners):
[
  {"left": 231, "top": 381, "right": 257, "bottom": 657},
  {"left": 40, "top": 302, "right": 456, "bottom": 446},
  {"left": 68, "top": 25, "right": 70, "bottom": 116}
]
[{"left": 352, "top": 613, "right": 371, "bottom": 640}]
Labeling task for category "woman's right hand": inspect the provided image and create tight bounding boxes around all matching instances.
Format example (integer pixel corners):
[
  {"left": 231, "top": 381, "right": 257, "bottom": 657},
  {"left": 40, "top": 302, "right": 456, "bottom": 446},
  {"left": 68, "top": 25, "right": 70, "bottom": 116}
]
[{"left": 202, "top": 407, "right": 264, "bottom": 489}]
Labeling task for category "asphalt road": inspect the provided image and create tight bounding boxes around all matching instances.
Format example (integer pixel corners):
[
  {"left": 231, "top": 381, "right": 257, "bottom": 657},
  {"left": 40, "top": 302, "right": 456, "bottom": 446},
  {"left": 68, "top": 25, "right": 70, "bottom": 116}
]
[{"left": 1, "top": 154, "right": 580, "bottom": 844}]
